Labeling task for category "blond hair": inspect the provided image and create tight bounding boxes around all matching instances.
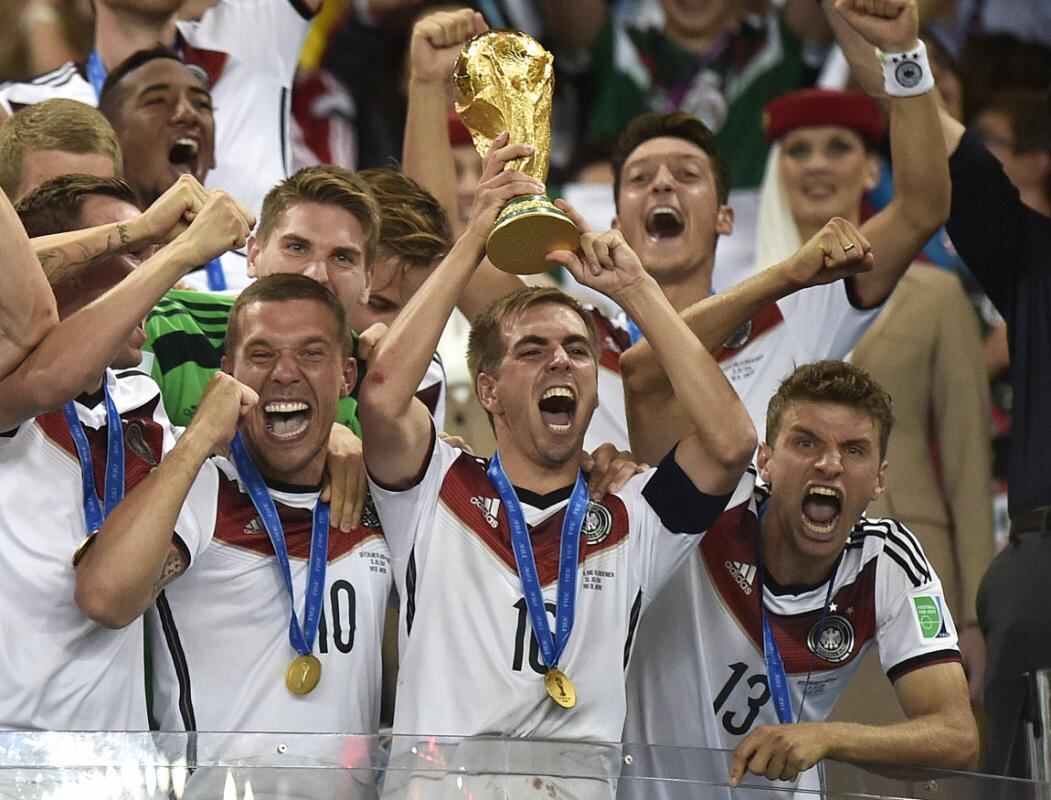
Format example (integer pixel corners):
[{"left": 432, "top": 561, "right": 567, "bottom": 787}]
[{"left": 0, "top": 99, "right": 122, "bottom": 198}]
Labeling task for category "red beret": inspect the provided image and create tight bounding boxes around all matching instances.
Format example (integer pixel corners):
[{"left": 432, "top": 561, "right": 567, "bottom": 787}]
[
  {"left": 448, "top": 109, "right": 474, "bottom": 148},
  {"left": 763, "top": 89, "right": 884, "bottom": 148}
]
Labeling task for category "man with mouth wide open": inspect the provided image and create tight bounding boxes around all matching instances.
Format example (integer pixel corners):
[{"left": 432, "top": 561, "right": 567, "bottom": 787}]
[
  {"left": 78, "top": 275, "right": 391, "bottom": 746},
  {"left": 358, "top": 132, "right": 756, "bottom": 789}
]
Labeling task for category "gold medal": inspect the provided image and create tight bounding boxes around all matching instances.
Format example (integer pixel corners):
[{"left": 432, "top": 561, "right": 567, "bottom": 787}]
[
  {"left": 285, "top": 654, "right": 322, "bottom": 695},
  {"left": 544, "top": 668, "right": 576, "bottom": 708},
  {"left": 71, "top": 530, "right": 99, "bottom": 567}
]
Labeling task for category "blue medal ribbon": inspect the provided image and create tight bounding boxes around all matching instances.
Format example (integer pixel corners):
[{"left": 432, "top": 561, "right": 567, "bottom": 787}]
[
  {"left": 204, "top": 258, "right": 227, "bottom": 291},
  {"left": 230, "top": 432, "right": 329, "bottom": 658},
  {"left": 86, "top": 49, "right": 107, "bottom": 99},
  {"left": 487, "top": 451, "right": 589, "bottom": 673},
  {"left": 756, "top": 498, "right": 839, "bottom": 724},
  {"left": 63, "top": 378, "right": 125, "bottom": 536}
]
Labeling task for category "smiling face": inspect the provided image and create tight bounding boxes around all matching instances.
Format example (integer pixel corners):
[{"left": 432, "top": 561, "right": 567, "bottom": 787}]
[
  {"left": 108, "top": 57, "right": 215, "bottom": 205},
  {"left": 477, "top": 302, "right": 599, "bottom": 472},
  {"left": 224, "top": 298, "right": 355, "bottom": 486},
  {"left": 248, "top": 202, "right": 372, "bottom": 327},
  {"left": 758, "top": 400, "right": 887, "bottom": 585},
  {"left": 614, "top": 136, "right": 732, "bottom": 285},
  {"left": 778, "top": 126, "right": 877, "bottom": 236}
]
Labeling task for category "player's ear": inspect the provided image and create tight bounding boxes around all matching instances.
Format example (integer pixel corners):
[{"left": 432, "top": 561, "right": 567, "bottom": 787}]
[
  {"left": 756, "top": 442, "right": 772, "bottom": 484},
  {"left": 341, "top": 357, "right": 357, "bottom": 399},
  {"left": 246, "top": 233, "right": 260, "bottom": 278},
  {"left": 476, "top": 372, "right": 501, "bottom": 415},
  {"left": 716, "top": 205, "right": 734, "bottom": 236},
  {"left": 871, "top": 459, "right": 888, "bottom": 502}
]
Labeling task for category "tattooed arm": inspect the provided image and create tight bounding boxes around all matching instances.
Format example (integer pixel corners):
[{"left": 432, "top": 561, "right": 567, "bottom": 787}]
[{"left": 28, "top": 174, "right": 211, "bottom": 285}]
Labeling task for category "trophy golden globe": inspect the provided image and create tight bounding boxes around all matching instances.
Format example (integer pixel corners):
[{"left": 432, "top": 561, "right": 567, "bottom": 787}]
[{"left": 453, "top": 31, "right": 579, "bottom": 274}]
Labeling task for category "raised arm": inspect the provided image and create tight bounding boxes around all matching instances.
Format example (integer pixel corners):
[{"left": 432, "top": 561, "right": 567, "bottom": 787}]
[
  {"left": 621, "top": 217, "right": 874, "bottom": 464},
  {"left": 828, "top": 0, "right": 948, "bottom": 307},
  {"left": 76, "top": 372, "right": 255, "bottom": 628},
  {"left": 360, "top": 136, "right": 543, "bottom": 488},
  {"left": 549, "top": 231, "right": 756, "bottom": 495},
  {"left": 32, "top": 175, "right": 210, "bottom": 286},
  {"left": 823, "top": 0, "right": 965, "bottom": 171},
  {"left": 0, "top": 189, "right": 58, "bottom": 382},
  {"left": 0, "top": 191, "right": 253, "bottom": 431},
  {"left": 402, "top": 9, "right": 525, "bottom": 323}
]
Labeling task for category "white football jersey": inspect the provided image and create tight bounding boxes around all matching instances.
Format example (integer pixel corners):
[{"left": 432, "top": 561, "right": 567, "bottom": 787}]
[
  {"left": 0, "top": 0, "right": 311, "bottom": 223},
  {"left": 0, "top": 369, "right": 206, "bottom": 731},
  {"left": 149, "top": 457, "right": 391, "bottom": 734},
  {"left": 369, "top": 434, "right": 752, "bottom": 744},
  {"left": 582, "top": 282, "right": 880, "bottom": 453},
  {"left": 622, "top": 477, "right": 962, "bottom": 800}
]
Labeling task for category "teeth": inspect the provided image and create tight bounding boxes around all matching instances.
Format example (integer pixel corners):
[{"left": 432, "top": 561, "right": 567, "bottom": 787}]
[
  {"left": 802, "top": 517, "right": 836, "bottom": 535},
  {"left": 542, "top": 387, "right": 575, "bottom": 401},
  {"left": 808, "top": 486, "right": 838, "bottom": 498},
  {"left": 649, "top": 205, "right": 681, "bottom": 219},
  {"left": 264, "top": 401, "right": 308, "bottom": 413},
  {"left": 175, "top": 137, "right": 199, "bottom": 154},
  {"left": 548, "top": 424, "right": 570, "bottom": 433}
]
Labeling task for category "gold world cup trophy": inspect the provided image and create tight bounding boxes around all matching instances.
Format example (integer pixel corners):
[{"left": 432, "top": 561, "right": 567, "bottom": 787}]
[{"left": 453, "top": 30, "right": 580, "bottom": 274}]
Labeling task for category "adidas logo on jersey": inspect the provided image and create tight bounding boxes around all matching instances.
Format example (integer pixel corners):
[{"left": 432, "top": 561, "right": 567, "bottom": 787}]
[
  {"left": 470, "top": 496, "right": 500, "bottom": 528},
  {"left": 243, "top": 517, "right": 265, "bottom": 535},
  {"left": 725, "top": 560, "right": 757, "bottom": 594}
]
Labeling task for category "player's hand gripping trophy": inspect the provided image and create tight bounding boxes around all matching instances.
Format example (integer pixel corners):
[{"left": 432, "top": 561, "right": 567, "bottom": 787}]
[{"left": 453, "top": 30, "right": 580, "bottom": 274}]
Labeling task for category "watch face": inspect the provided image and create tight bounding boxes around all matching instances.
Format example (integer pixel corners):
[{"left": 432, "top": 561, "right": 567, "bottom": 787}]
[{"left": 895, "top": 59, "right": 923, "bottom": 88}]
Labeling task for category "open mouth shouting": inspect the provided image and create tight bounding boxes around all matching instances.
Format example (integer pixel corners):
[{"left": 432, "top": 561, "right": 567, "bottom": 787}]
[
  {"left": 801, "top": 485, "right": 842, "bottom": 536},
  {"left": 538, "top": 386, "right": 577, "bottom": 434},
  {"left": 645, "top": 206, "right": 685, "bottom": 240},
  {"left": 263, "top": 400, "right": 312, "bottom": 440},
  {"left": 168, "top": 137, "right": 201, "bottom": 178}
]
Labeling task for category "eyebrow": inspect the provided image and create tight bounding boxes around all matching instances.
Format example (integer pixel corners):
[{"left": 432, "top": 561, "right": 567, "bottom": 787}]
[
  {"left": 511, "top": 333, "right": 593, "bottom": 351},
  {"left": 626, "top": 153, "right": 707, "bottom": 170},
  {"left": 139, "top": 82, "right": 212, "bottom": 102},
  {"left": 242, "top": 334, "right": 332, "bottom": 350},
  {"left": 789, "top": 424, "right": 871, "bottom": 449}
]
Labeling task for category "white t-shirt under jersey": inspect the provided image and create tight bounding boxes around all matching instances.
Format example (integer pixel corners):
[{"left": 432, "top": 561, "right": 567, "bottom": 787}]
[
  {"left": 0, "top": 369, "right": 210, "bottom": 731},
  {"left": 149, "top": 457, "right": 390, "bottom": 735},
  {"left": 622, "top": 475, "right": 962, "bottom": 800}
]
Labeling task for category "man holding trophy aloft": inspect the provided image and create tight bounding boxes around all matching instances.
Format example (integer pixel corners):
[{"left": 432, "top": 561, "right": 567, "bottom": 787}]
[{"left": 361, "top": 25, "right": 758, "bottom": 797}]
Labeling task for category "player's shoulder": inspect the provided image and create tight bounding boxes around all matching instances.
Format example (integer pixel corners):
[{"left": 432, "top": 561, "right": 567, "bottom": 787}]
[
  {"left": 844, "top": 514, "right": 934, "bottom": 589},
  {"left": 111, "top": 367, "right": 163, "bottom": 405},
  {"left": 0, "top": 63, "right": 94, "bottom": 107},
  {"left": 148, "top": 291, "right": 234, "bottom": 334},
  {"left": 588, "top": 306, "right": 632, "bottom": 354}
]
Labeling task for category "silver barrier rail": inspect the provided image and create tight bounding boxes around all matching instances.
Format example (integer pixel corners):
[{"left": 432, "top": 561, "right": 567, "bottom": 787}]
[{"left": 0, "top": 731, "right": 1045, "bottom": 800}]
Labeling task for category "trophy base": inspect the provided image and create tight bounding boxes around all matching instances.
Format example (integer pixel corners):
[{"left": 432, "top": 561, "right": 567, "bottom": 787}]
[{"left": 486, "top": 195, "right": 580, "bottom": 275}]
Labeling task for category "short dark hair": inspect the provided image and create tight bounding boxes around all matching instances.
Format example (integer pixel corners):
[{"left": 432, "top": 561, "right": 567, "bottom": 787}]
[
  {"left": 610, "top": 112, "right": 731, "bottom": 208},
  {"left": 766, "top": 360, "right": 894, "bottom": 460},
  {"left": 98, "top": 46, "right": 207, "bottom": 123},
  {"left": 15, "top": 173, "right": 140, "bottom": 239},
  {"left": 358, "top": 168, "right": 453, "bottom": 270},
  {"left": 224, "top": 273, "right": 353, "bottom": 359}
]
